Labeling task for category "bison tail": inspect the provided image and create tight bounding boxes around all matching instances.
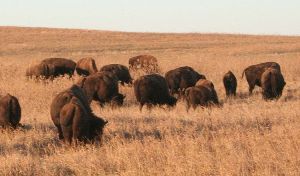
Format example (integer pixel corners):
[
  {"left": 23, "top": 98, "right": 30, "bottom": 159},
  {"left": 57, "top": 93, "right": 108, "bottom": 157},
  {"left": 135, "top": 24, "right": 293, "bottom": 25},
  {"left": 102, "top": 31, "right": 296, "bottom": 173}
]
[{"left": 241, "top": 69, "right": 245, "bottom": 79}]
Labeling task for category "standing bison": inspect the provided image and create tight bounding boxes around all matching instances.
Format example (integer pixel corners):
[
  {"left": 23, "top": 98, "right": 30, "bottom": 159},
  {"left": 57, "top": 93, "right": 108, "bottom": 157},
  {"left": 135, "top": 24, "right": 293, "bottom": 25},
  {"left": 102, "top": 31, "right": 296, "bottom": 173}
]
[
  {"left": 134, "top": 74, "right": 177, "bottom": 111},
  {"left": 261, "top": 68, "right": 286, "bottom": 100},
  {"left": 242, "top": 62, "right": 281, "bottom": 94},
  {"left": 76, "top": 57, "right": 98, "bottom": 76},
  {"left": 77, "top": 71, "right": 125, "bottom": 107},
  {"left": 223, "top": 71, "right": 237, "bottom": 96},
  {"left": 50, "top": 85, "right": 107, "bottom": 143},
  {"left": 185, "top": 85, "right": 219, "bottom": 110},
  {"left": 165, "top": 66, "right": 206, "bottom": 97},
  {"left": 0, "top": 94, "right": 21, "bottom": 128},
  {"left": 26, "top": 58, "right": 76, "bottom": 79},
  {"left": 129, "top": 55, "right": 159, "bottom": 73},
  {"left": 100, "top": 64, "right": 133, "bottom": 85}
]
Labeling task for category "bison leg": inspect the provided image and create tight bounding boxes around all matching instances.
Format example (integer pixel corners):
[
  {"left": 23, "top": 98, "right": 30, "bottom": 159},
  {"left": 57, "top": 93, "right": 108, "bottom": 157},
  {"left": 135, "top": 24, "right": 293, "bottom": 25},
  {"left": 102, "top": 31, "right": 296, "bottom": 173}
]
[
  {"left": 139, "top": 103, "right": 144, "bottom": 111},
  {"left": 55, "top": 124, "right": 64, "bottom": 140},
  {"left": 248, "top": 83, "right": 255, "bottom": 95}
]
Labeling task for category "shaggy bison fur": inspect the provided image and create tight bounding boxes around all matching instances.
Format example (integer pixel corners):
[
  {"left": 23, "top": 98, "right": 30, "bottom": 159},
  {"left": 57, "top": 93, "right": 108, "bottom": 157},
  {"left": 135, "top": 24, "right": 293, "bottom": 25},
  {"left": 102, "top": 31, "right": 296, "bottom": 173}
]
[
  {"left": 76, "top": 57, "right": 98, "bottom": 76},
  {"left": 0, "top": 94, "right": 21, "bottom": 128},
  {"left": 242, "top": 62, "right": 281, "bottom": 94},
  {"left": 50, "top": 85, "right": 107, "bottom": 142},
  {"left": 100, "top": 64, "right": 133, "bottom": 85},
  {"left": 77, "top": 71, "right": 125, "bottom": 107},
  {"left": 223, "top": 71, "right": 237, "bottom": 96},
  {"left": 261, "top": 68, "right": 286, "bottom": 100},
  {"left": 134, "top": 74, "right": 177, "bottom": 111},
  {"left": 165, "top": 66, "right": 206, "bottom": 97}
]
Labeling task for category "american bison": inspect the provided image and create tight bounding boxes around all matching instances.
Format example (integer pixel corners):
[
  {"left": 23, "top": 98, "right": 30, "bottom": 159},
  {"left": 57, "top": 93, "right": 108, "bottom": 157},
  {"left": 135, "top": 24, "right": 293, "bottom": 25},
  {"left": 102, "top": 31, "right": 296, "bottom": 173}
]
[
  {"left": 50, "top": 85, "right": 107, "bottom": 142},
  {"left": 185, "top": 85, "right": 219, "bottom": 110},
  {"left": 76, "top": 57, "right": 98, "bottom": 76},
  {"left": 0, "top": 94, "right": 21, "bottom": 128},
  {"left": 100, "top": 64, "right": 133, "bottom": 85},
  {"left": 134, "top": 74, "right": 177, "bottom": 111},
  {"left": 77, "top": 71, "right": 125, "bottom": 107},
  {"left": 261, "top": 68, "right": 286, "bottom": 100},
  {"left": 128, "top": 55, "right": 159, "bottom": 73},
  {"left": 165, "top": 66, "right": 206, "bottom": 97},
  {"left": 26, "top": 58, "right": 76, "bottom": 79},
  {"left": 223, "top": 71, "right": 237, "bottom": 96},
  {"left": 242, "top": 62, "right": 281, "bottom": 94}
]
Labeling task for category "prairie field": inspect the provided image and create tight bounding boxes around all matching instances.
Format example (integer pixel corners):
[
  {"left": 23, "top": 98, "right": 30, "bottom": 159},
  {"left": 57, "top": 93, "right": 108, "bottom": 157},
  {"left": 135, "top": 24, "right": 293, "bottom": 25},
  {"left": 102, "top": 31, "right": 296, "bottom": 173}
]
[{"left": 0, "top": 26, "right": 300, "bottom": 175}]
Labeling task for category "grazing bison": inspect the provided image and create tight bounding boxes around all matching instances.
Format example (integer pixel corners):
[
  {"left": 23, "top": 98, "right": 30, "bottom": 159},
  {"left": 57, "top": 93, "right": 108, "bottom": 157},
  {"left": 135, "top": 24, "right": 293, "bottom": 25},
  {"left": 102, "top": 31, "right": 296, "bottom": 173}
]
[
  {"left": 128, "top": 55, "right": 159, "bottom": 73},
  {"left": 50, "top": 85, "right": 107, "bottom": 142},
  {"left": 223, "top": 71, "right": 237, "bottom": 96},
  {"left": 77, "top": 72, "right": 125, "bottom": 107},
  {"left": 165, "top": 66, "right": 206, "bottom": 97},
  {"left": 185, "top": 86, "right": 219, "bottom": 110},
  {"left": 76, "top": 57, "right": 98, "bottom": 76},
  {"left": 0, "top": 94, "right": 21, "bottom": 128},
  {"left": 134, "top": 74, "right": 177, "bottom": 110},
  {"left": 100, "top": 64, "right": 133, "bottom": 85},
  {"left": 242, "top": 62, "right": 281, "bottom": 94},
  {"left": 26, "top": 58, "right": 76, "bottom": 79},
  {"left": 60, "top": 97, "right": 107, "bottom": 144},
  {"left": 261, "top": 68, "right": 286, "bottom": 100}
]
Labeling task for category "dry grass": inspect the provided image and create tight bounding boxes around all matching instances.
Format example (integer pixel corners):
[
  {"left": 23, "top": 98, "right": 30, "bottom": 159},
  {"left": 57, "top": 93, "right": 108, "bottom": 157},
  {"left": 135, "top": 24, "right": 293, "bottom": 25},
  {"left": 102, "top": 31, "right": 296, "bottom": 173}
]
[{"left": 0, "top": 26, "right": 299, "bottom": 175}]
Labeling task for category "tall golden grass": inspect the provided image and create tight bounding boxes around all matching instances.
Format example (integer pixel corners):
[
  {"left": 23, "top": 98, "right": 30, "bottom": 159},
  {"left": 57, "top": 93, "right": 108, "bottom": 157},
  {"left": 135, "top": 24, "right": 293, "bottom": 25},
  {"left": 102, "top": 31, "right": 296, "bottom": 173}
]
[{"left": 0, "top": 27, "right": 299, "bottom": 175}]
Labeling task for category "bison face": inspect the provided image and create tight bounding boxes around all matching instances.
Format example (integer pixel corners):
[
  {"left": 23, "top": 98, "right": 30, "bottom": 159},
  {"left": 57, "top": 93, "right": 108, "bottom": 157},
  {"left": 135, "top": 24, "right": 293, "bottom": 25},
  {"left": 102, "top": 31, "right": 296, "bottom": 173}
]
[{"left": 111, "top": 94, "right": 126, "bottom": 107}]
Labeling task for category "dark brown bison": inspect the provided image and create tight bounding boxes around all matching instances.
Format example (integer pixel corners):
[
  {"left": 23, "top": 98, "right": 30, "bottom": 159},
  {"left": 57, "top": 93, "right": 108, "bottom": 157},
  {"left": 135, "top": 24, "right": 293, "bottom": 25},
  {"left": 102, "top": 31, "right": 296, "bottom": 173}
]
[
  {"left": 0, "top": 94, "right": 21, "bottom": 128},
  {"left": 26, "top": 58, "right": 76, "bottom": 79},
  {"left": 76, "top": 57, "right": 98, "bottom": 76},
  {"left": 134, "top": 74, "right": 177, "bottom": 111},
  {"left": 100, "top": 64, "right": 133, "bottom": 85},
  {"left": 261, "top": 68, "right": 286, "bottom": 100},
  {"left": 242, "top": 62, "right": 281, "bottom": 94},
  {"left": 223, "top": 71, "right": 237, "bottom": 96},
  {"left": 185, "top": 85, "right": 219, "bottom": 110},
  {"left": 50, "top": 85, "right": 107, "bottom": 142},
  {"left": 165, "top": 66, "right": 206, "bottom": 97},
  {"left": 77, "top": 71, "right": 125, "bottom": 107},
  {"left": 128, "top": 55, "right": 159, "bottom": 73}
]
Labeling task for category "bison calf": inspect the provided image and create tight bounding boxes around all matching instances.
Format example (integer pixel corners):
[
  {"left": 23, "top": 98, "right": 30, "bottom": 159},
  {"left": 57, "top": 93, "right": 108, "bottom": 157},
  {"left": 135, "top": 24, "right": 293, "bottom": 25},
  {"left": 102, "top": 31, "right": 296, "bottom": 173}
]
[
  {"left": 185, "top": 86, "right": 219, "bottom": 111},
  {"left": 223, "top": 71, "right": 237, "bottom": 96},
  {"left": 261, "top": 68, "right": 286, "bottom": 100},
  {"left": 0, "top": 94, "right": 21, "bottom": 128},
  {"left": 134, "top": 74, "right": 177, "bottom": 111}
]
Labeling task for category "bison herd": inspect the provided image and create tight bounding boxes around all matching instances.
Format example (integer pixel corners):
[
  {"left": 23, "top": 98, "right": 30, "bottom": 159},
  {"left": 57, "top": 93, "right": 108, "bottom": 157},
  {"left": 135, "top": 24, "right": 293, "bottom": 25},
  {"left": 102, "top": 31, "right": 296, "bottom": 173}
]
[{"left": 0, "top": 54, "right": 286, "bottom": 145}]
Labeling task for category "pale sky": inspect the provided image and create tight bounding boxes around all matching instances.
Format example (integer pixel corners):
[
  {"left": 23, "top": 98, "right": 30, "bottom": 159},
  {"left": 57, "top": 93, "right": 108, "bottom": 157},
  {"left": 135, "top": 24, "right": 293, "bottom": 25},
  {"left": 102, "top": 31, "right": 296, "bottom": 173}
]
[{"left": 1, "top": 0, "right": 300, "bottom": 35}]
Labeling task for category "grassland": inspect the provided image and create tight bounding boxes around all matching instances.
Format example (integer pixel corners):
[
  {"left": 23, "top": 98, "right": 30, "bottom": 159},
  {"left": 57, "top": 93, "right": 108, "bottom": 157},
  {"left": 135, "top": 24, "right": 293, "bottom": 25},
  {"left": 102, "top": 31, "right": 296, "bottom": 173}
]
[{"left": 0, "top": 26, "right": 299, "bottom": 175}]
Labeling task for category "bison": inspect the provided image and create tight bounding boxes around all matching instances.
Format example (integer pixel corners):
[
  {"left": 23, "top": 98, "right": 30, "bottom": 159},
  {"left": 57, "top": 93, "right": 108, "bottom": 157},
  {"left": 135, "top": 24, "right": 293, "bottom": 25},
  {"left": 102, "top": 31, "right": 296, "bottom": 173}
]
[
  {"left": 134, "top": 74, "right": 177, "bottom": 111},
  {"left": 77, "top": 71, "right": 125, "bottom": 107},
  {"left": 261, "top": 68, "right": 286, "bottom": 100},
  {"left": 165, "top": 66, "right": 206, "bottom": 97},
  {"left": 100, "top": 64, "right": 133, "bottom": 85},
  {"left": 76, "top": 57, "right": 98, "bottom": 76},
  {"left": 59, "top": 96, "right": 107, "bottom": 144},
  {"left": 242, "top": 62, "right": 281, "bottom": 94},
  {"left": 223, "top": 71, "right": 237, "bottom": 96},
  {"left": 50, "top": 84, "right": 107, "bottom": 142},
  {"left": 128, "top": 55, "right": 159, "bottom": 73},
  {"left": 26, "top": 58, "right": 76, "bottom": 79},
  {"left": 185, "top": 85, "right": 219, "bottom": 111},
  {"left": 0, "top": 94, "right": 21, "bottom": 128}
]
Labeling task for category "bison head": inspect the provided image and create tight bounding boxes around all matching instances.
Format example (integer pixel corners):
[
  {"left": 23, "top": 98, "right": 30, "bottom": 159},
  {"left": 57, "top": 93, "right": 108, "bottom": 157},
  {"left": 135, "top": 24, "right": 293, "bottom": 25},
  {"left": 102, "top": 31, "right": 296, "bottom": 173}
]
[{"left": 89, "top": 116, "right": 108, "bottom": 143}]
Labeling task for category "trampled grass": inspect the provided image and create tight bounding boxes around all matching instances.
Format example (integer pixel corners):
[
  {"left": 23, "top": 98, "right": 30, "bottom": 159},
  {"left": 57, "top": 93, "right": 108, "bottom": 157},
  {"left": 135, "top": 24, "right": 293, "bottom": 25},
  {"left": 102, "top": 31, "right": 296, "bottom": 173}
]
[{"left": 0, "top": 26, "right": 299, "bottom": 175}]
